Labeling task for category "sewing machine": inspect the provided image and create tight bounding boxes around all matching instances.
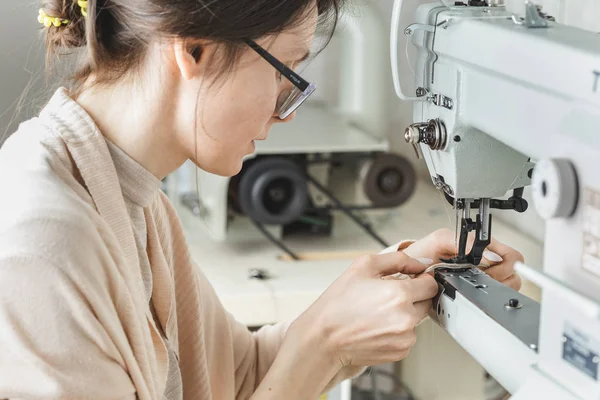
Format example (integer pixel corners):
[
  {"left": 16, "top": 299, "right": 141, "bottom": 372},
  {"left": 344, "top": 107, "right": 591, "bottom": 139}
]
[{"left": 391, "top": 0, "right": 600, "bottom": 398}]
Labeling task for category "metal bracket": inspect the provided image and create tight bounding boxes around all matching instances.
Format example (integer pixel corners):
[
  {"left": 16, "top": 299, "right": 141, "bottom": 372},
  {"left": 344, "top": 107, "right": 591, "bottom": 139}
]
[
  {"left": 431, "top": 93, "right": 454, "bottom": 109},
  {"left": 404, "top": 23, "right": 453, "bottom": 108},
  {"left": 432, "top": 175, "right": 454, "bottom": 196},
  {"left": 511, "top": 1, "right": 549, "bottom": 28},
  {"left": 404, "top": 23, "right": 435, "bottom": 36},
  {"left": 412, "top": 88, "right": 454, "bottom": 109}
]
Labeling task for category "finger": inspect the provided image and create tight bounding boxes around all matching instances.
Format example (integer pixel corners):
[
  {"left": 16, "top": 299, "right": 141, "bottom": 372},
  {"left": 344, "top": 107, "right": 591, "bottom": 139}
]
[
  {"left": 487, "top": 238, "right": 525, "bottom": 262},
  {"left": 429, "top": 228, "right": 458, "bottom": 254},
  {"left": 403, "top": 229, "right": 456, "bottom": 261},
  {"left": 479, "top": 249, "right": 502, "bottom": 268},
  {"left": 357, "top": 252, "right": 430, "bottom": 277},
  {"left": 485, "top": 263, "right": 516, "bottom": 282},
  {"left": 414, "top": 299, "right": 432, "bottom": 320},
  {"left": 402, "top": 274, "right": 439, "bottom": 302},
  {"left": 464, "top": 230, "right": 477, "bottom": 254},
  {"left": 483, "top": 250, "right": 503, "bottom": 263},
  {"left": 484, "top": 245, "right": 523, "bottom": 281},
  {"left": 501, "top": 273, "right": 522, "bottom": 291},
  {"left": 434, "top": 230, "right": 477, "bottom": 260}
]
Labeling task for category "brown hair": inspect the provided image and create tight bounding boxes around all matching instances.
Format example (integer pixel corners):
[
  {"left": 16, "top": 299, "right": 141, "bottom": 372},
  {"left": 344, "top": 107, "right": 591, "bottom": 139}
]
[{"left": 40, "top": 0, "right": 342, "bottom": 92}]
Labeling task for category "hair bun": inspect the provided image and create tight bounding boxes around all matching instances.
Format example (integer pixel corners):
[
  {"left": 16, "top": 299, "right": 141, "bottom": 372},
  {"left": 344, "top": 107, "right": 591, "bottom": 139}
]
[{"left": 41, "top": 0, "right": 87, "bottom": 53}]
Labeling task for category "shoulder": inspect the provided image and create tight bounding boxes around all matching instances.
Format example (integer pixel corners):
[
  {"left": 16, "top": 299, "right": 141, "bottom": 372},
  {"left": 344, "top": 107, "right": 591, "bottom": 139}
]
[{"left": 0, "top": 119, "right": 111, "bottom": 278}]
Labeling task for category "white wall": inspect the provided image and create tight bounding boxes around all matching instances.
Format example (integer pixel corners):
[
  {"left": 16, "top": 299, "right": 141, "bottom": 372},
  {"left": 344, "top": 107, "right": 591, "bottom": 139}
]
[{"left": 0, "top": 2, "right": 48, "bottom": 142}]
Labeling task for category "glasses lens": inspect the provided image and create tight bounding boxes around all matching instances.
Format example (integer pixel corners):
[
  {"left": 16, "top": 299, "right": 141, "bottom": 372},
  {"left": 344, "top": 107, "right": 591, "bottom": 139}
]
[{"left": 277, "top": 83, "right": 316, "bottom": 119}]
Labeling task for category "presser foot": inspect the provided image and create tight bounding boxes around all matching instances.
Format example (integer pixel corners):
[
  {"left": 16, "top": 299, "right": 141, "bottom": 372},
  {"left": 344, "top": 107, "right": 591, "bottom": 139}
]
[{"left": 439, "top": 201, "right": 492, "bottom": 266}]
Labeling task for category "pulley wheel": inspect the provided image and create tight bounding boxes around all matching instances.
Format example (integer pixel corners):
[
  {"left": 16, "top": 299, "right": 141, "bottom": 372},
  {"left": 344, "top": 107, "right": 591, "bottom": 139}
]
[
  {"left": 363, "top": 153, "right": 416, "bottom": 208},
  {"left": 238, "top": 158, "right": 308, "bottom": 225}
]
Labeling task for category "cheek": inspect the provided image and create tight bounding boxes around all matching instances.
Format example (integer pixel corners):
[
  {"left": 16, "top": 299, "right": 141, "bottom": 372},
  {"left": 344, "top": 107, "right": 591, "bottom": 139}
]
[
  {"left": 206, "top": 80, "right": 275, "bottom": 142},
  {"left": 186, "top": 78, "right": 277, "bottom": 176}
]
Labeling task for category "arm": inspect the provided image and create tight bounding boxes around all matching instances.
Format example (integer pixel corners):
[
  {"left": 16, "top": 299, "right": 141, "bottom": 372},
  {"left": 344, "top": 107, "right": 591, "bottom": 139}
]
[
  {"left": 248, "top": 321, "right": 341, "bottom": 400},
  {"left": 194, "top": 266, "right": 358, "bottom": 399},
  {"left": 231, "top": 317, "right": 363, "bottom": 399},
  {"left": 247, "top": 251, "right": 437, "bottom": 399},
  {"left": 226, "top": 241, "right": 419, "bottom": 399},
  {"left": 0, "top": 255, "right": 136, "bottom": 400}
]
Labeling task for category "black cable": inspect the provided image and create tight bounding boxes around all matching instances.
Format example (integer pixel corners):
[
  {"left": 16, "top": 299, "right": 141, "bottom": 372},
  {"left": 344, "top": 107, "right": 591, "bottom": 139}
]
[
  {"left": 249, "top": 218, "right": 300, "bottom": 260},
  {"left": 304, "top": 173, "right": 390, "bottom": 248}
]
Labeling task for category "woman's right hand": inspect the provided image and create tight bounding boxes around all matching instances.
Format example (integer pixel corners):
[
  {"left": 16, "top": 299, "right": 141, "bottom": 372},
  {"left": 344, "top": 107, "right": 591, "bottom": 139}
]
[{"left": 290, "top": 251, "right": 438, "bottom": 368}]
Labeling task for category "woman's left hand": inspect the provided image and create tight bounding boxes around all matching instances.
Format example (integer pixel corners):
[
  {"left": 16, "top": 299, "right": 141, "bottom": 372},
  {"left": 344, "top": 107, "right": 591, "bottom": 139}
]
[
  {"left": 401, "top": 228, "right": 523, "bottom": 291},
  {"left": 479, "top": 238, "right": 523, "bottom": 291}
]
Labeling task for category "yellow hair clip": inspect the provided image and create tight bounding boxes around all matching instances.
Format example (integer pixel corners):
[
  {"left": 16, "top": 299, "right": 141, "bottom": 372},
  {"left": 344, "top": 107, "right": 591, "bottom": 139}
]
[
  {"left": 77, "top": 0, "right": 88, "bottom": 18},
  {"left": 38, "top": 9, "right": 69, "bottom": 28}
]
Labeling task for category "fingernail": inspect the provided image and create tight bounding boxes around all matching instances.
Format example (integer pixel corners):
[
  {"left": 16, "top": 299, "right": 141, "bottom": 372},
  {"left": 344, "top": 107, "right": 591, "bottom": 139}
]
[
  {"left": 483, "top": 250, "right": 502, "bottom": 262},
  {"left": 417, "top": 257, "right": 433, "bottom": 265}
]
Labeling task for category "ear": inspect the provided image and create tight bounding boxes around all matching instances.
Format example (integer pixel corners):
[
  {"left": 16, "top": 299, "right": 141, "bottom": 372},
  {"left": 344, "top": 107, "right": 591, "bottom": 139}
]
[{"left": 173, "top": 40, "right": 205, "bottom": 80}]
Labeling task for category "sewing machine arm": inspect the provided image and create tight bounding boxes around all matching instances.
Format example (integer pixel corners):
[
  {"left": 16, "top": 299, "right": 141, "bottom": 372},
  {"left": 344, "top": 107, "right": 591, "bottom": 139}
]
[{"left": 430, "top": 266, "right": 540, "bottom": 392}]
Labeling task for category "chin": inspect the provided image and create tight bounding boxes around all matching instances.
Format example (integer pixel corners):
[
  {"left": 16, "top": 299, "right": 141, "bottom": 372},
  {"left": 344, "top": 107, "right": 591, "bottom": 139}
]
[
  {"left": 202, "top": 158, "right": 244, "bottom": 178},
  {"left": 192, "top": 147, "right": 250, "bottom": 177},
  {"left": 227, "top": 161, "right": 244, "bottom": 177}
]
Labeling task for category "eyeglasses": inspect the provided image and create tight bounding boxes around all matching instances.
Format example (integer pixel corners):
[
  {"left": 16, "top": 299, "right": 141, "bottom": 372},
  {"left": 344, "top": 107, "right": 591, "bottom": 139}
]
[{"left": 246, "top": 39, "right": 316, "bottom": 120}]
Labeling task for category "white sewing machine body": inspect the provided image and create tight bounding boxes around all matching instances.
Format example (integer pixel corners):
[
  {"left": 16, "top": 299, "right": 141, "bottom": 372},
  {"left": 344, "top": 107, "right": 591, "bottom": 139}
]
[{"left": 393, "top": 1, "right": 600, "bottom": 398}]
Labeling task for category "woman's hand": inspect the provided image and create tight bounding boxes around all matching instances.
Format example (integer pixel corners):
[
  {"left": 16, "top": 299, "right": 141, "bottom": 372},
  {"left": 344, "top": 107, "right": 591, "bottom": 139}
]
[
  {"left": 290, "top": 251, "right": 438, "bottom": 369},
  {"left": 402, "top": 228, "right": 523, "bottom": 291}
]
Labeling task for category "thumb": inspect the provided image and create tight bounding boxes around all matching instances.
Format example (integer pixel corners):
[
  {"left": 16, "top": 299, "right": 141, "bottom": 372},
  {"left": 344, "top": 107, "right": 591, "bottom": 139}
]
[{"left": 356, "top": 251, "right": 429, "bottom": 277}]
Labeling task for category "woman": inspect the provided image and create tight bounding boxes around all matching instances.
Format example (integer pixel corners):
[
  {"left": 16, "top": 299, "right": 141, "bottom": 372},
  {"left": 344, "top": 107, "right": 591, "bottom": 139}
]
[{"left": 0, "top": 0, "right": 522, "bottom": 399}]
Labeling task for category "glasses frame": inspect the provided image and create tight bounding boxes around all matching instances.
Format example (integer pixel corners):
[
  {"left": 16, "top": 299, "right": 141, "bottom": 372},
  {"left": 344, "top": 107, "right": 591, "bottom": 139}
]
[{"left": 245, "top": 39, "right": 316, "bottom": 119}]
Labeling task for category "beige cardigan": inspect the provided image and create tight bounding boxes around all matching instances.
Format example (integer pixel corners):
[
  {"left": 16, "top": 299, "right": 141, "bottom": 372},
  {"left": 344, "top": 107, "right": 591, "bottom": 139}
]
[{"left": 0, "top": 89, "right": 359, "bottom": 399}]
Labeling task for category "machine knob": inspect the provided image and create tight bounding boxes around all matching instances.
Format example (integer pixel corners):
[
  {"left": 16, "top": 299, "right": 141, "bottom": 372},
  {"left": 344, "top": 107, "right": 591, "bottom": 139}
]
[
  {"left": 531, "top": 158, "right": 579, "bottom": 219},
  {"left": 505, "top": 297, "right": 523, "bottom": 309},
  {"left": 404, "top": 119, "right": 447, "bottom": 157},
  {"left": 404, "top": 125, "right": 422, "bottom": 144},
  {"left": 404, "top": 123, "right": 426, "bottom": 159}
]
